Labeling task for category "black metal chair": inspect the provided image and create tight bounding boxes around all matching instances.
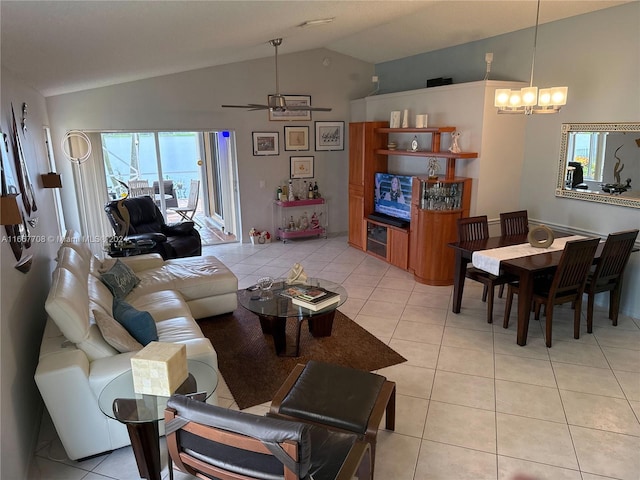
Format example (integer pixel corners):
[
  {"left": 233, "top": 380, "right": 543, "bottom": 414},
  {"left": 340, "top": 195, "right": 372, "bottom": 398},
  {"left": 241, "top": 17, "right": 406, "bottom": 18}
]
[
  {"left": 504, "top": 237, "right": 599, "bottom": 347},
  {"left": 164, "top": 394, "right": 372, "bottom": 480},
  {"left": 457, "top": 216, "right": 517, "bottom": 323},
  {"left": 104, "top": 196, "right": 201, "bottom": 259},
  {"left": 584, "top": 229, "right": 638, "bottom": 333}
]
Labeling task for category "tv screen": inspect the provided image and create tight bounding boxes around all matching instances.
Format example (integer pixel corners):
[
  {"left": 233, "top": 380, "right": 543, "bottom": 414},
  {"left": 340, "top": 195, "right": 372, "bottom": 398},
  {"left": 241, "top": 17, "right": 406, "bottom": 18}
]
[{"left": 374, "top": 172, "right": 412, "bottom": 222}]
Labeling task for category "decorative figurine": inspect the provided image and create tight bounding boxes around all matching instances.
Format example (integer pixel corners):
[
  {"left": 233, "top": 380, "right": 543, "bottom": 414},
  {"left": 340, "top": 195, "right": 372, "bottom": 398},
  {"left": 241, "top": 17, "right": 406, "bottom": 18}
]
[
  {"left": 410, "top": 136, "right": 419, "bottom": 152},
  {"left": 428, "top": 158, "right": 439, "bottom": 179},
  {"left": 449, "top": 131, "right": 462, "bottom": 153},
  {"left": 286, "top": 263, "right": 308, "bottom": 284}
]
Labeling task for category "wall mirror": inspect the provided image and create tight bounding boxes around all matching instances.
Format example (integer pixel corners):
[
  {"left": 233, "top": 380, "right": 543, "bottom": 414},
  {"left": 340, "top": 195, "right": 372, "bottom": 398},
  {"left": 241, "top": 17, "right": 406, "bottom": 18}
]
[{"left": 555, "top": 122, "right": 640, "bottom": 209}]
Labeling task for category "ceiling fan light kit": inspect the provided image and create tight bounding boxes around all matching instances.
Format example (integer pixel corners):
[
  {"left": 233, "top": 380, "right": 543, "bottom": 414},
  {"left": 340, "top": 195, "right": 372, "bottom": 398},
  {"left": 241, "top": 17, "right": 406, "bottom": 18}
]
[{"left": 221, "top": 38, "right": 331, "bottom": 113}]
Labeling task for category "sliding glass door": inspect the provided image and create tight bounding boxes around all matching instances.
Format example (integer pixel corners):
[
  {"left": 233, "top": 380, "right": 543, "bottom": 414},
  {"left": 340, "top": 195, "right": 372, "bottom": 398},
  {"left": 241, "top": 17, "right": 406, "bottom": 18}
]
[{"left": 98, "top": 130, "right": 239, "bottom": 243}]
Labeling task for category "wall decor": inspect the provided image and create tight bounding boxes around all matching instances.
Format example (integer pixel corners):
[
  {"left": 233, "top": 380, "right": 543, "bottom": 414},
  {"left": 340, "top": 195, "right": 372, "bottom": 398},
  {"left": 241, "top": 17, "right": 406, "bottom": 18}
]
[
  {"left": 1, "top": 128, "right": 24, "bottom": 260},
  {"left": 290, "top": 156, "right": 314, "bottom": 179},
  {"left": 315, "top": 121, "right": 344, "bottom": 151},
  {"left": 10, "top": 104, "right": 37, "bottom": 215},
  {"left": 252, "top": 132, "right": 279, "bottom": 156},
  {"left": 269, "top": 95, "right": 312, "bottom": 121},
  {"left": 284, "top": 126, "right": 309, "bottom": 151}
]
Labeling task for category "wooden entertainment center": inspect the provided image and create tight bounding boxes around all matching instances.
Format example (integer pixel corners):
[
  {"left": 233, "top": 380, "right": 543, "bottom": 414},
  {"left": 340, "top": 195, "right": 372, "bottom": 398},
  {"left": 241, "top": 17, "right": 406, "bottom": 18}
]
[{"left": 348, "top": 121, "right": 476, "bottom": 285}]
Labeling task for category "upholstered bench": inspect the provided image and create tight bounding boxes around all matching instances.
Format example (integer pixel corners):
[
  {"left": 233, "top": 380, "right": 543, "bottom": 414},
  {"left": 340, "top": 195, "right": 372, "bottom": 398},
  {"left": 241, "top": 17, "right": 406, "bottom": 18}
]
[{"left": 269, "top": 360, "right": 396, "bottom": 474}]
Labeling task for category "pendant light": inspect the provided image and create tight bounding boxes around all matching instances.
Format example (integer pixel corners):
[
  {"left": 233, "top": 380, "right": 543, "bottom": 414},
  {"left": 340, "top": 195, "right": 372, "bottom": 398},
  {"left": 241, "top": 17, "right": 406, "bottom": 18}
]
[{"left": 494, "top": 0, "right": 568, "bottom": 114}]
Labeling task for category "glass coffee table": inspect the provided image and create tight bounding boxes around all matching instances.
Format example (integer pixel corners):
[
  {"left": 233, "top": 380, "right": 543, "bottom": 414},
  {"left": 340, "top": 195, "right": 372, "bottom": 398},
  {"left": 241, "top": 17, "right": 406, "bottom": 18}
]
[
  {"left": 237, "top": 278, "right": 348, "bottom": 357},
  {"left": 98, "top": 360, "right": 217, "bottom": 480}
]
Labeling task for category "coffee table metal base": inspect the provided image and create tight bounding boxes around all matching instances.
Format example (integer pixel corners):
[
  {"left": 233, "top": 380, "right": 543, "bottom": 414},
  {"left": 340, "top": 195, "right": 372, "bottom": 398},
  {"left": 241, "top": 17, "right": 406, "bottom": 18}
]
[{"left": 257, "top": 311, "right": 335, "bottom": 357}]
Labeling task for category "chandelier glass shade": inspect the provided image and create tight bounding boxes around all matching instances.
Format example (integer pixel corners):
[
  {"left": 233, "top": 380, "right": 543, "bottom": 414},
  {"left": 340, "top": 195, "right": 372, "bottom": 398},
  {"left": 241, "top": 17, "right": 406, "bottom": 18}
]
[{"left": 494, "top": 0, "right": 568, "bottom": 115}]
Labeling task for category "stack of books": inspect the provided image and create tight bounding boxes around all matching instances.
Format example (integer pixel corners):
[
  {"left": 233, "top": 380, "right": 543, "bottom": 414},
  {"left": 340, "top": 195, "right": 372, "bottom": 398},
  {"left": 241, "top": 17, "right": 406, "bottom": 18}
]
[{"left": 280, "top": 285, "right": 340, "bottom": 311}]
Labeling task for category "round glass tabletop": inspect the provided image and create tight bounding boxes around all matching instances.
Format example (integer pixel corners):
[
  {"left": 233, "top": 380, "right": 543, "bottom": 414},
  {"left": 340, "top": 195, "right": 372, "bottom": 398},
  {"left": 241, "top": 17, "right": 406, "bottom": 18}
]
[
  {"left": 237, "top": 278, "right": 348, "bottom": 318},
  {"left": 98, "top": 359, "right": 218, "bottom": 424}
]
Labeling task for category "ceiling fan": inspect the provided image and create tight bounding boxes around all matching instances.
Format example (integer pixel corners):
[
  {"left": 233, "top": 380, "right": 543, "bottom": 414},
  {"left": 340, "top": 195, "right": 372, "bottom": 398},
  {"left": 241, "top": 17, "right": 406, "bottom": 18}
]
[{"left": 221, "top": 38, "right": 331, "bottom": 113}]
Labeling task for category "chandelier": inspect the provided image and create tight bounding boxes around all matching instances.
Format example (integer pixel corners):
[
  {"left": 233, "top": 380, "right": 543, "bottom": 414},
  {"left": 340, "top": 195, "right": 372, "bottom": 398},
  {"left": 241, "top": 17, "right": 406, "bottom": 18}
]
[{"left": 494, "top": 0, "right": 568, "bottom": 114}]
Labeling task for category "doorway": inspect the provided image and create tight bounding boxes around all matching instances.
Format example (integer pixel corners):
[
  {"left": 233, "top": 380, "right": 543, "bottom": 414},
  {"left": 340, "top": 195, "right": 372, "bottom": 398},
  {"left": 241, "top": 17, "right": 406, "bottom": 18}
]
[{"left": 99, "top": 130, "right": 239, "bottom": 245}]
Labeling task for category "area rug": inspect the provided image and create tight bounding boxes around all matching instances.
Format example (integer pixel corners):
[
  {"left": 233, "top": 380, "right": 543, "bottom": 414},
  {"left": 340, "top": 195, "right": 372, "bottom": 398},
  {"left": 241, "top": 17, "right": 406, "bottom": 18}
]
[{"left": 198, "top": 306, "right": 406, "bottom": 410}]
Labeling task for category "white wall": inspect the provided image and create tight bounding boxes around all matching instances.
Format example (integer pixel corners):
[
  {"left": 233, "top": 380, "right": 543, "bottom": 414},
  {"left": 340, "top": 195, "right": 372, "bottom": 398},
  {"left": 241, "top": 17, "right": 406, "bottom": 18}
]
[
  {"left": 46, "top": 49, "right": 374, "bottom": 239},
  {"left": 1, "top": 67, "right": 62, "bottom": 480}
]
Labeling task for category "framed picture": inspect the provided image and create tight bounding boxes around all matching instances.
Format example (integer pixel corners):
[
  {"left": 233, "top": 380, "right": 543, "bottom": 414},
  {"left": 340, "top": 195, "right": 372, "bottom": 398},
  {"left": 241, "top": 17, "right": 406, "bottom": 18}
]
[
  {"left": 290, "top": 156, "right": 314, "bottom": 179},
  {"left": 252, "top": 132, "right": 279, "bottom": 156},
  {"left": 315, "top": 121, "right": 344, "bottom": 151},
  {"left": 269, "top": 95, "right": 312, "bottom": 121},
  {"left": 284, "top": 126, "right": 309, "bottom": 151}
]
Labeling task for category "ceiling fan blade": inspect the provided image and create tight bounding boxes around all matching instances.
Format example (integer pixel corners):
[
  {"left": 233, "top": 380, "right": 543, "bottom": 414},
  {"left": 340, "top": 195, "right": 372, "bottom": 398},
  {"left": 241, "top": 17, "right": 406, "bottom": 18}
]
[
  {"left": 221, "top": 104, "right": 270, "bottom": 110},
  {"left": 286, "top": 105, "right": 333, "bottom": 112}
]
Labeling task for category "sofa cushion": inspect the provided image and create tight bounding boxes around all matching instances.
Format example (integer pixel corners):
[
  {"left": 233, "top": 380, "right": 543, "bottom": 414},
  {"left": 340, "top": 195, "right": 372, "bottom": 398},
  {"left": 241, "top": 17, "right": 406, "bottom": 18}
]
[
  {"left": 57, "top": 247, "right": 91, "bottom": 280},
  {"left": 46, "top": 267, "right": 90, "bottom": 344},
  {"left": 94, "top": 309, "right": 143, "bottom": 353},
  {"left": 131, "top": 256, "right": 238, "bottom": 302},
  {"left": 127, "top": 290, "right": 191, "bottom": 322},
  {"left": 100, "top": 260, "right": 140, "bottom": 299},
  {"left": 112, "top": 300, "right": 158, "bottom": 346}
]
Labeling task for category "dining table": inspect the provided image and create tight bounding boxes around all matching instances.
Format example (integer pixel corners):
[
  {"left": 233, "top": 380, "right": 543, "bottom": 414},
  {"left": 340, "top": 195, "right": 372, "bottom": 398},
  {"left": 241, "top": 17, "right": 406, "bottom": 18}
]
[{"left": 448, "top": 232, "right": 604, "bottom": 346}]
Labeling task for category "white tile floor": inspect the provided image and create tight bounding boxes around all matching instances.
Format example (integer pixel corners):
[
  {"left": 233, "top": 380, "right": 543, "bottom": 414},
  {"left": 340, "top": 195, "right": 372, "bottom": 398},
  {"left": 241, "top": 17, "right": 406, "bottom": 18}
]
[{"left": 30, "top": 236, "right": 640, "bottom": 480}]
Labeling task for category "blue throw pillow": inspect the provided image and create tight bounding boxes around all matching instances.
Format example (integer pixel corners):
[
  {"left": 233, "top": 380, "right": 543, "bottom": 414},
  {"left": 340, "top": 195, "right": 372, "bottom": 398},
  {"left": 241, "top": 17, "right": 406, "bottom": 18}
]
[
  {"left": 100, "top": 259, "right": 140, "bottom": 299},
  {"left": 112, "top": 299, "right": 158, "bottom": 346}
]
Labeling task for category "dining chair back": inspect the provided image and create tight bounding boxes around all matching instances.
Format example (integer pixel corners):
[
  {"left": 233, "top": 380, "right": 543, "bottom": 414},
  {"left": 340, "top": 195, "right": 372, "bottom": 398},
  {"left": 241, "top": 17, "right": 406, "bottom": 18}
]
[
  {"left": 584, "top": 229, "right": 638, "bottom": 332},
  {"left": 456, "top": 215, "right": 516, "bottom": 323},
  {"left": 500, "top": 210, "right": 529, "bottom": 237},
  {"left": 164, "top": 394, "right": 372, "bottom": 480},
  {"left": 504, "top": 237, "right": 599, "bottom": 347},
  {"left": 457, "top": 215, "right": 489, "bottom": 242}
]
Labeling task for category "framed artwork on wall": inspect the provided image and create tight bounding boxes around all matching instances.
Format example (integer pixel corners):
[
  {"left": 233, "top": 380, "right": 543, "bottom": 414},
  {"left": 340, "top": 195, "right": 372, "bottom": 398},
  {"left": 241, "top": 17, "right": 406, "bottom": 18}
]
[
  {"left": 252, "top": 132, "right": 279, "bottom": 156},
  {"left": 290, "top": 156, "right": 314, "bottom": 179},
  {"left": 315, "top": 121, "right": 344, "bottom": 151},
  {"left": 284, "top": 126, "right": 309, "bottom": 151},
  {"left": 268, "top": 95, "right": 312, "bottom": 121}
]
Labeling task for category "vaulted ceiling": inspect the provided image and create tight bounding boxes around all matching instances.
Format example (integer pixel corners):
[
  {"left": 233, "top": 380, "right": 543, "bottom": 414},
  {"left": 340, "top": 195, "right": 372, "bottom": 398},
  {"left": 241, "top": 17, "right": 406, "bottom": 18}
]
[{"left": 1, "top": 1, "right": 629, "bottom": 97}]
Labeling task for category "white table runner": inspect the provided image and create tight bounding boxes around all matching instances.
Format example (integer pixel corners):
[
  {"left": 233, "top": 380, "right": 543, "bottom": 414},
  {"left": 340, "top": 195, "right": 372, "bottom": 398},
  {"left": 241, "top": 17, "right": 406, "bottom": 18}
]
[{"left": 472, "top": 235, "right": 586, "bottom": 275}]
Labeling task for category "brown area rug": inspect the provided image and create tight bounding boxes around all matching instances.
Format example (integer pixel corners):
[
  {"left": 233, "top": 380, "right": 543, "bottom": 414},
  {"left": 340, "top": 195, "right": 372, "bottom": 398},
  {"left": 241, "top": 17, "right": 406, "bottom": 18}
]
[{"left": 198, "top": 305, "right": 406, "bottom": 410}]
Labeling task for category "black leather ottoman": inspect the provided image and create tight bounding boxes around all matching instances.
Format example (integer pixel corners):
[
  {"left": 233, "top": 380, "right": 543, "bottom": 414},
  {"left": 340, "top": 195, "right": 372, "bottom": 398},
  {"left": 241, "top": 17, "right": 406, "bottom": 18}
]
[{"left": 270, "top": 360, "right": 396, "bottom": 474}]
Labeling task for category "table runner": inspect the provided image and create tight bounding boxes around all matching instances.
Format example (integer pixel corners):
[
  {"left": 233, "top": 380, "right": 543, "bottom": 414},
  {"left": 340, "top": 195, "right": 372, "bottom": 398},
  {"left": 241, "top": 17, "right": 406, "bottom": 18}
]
[{"left": 472, "top": 235, "right": 586, "bottom": 275}]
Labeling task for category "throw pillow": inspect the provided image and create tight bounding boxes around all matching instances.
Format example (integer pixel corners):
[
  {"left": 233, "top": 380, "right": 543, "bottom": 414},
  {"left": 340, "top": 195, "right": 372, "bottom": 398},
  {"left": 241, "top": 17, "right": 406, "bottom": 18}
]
[
  {"left": 100, "top": 259, "right": 140, "bottom": 299},
  {"left": 93, "top": 309, "right": 143, "bottom": 353},
  {"left": 112, "top": 299, "right": 159, "bottom": 346}
]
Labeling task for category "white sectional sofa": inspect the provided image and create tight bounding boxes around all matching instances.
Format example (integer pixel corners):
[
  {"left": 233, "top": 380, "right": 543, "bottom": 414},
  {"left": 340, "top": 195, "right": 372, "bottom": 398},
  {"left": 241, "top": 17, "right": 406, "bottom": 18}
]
[{"left": 35, "top": 231, "right": 238, "bottom": 460}]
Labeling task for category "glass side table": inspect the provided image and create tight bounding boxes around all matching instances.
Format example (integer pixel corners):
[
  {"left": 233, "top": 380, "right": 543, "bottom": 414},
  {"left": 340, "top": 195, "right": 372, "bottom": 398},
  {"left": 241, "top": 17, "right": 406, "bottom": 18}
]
[
  {"left": 98, "top": 360, "right": 218, "bottom": 480},
  {"left": 237, "top": 278, "right": 348, "bottom": 357}
]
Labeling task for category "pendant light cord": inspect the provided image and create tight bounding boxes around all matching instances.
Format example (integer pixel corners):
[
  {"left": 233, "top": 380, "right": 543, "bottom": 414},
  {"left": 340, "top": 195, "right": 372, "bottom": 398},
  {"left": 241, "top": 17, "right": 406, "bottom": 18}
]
[{"left": 529, "top": 0, "right": 541, "bottom": 88}]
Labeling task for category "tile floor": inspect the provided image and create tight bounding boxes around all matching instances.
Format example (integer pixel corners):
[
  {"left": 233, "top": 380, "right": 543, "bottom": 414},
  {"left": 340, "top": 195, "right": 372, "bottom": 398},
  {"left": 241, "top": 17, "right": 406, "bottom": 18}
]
[{"left": 30, "top": 236, "right": 640, "bottom": 480}]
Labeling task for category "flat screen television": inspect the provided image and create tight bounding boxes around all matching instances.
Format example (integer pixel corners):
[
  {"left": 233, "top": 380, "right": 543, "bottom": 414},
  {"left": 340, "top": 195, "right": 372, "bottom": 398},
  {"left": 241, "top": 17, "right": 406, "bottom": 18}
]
[{"left": 371, "top": 172, "right": 413, "bottom": 226}]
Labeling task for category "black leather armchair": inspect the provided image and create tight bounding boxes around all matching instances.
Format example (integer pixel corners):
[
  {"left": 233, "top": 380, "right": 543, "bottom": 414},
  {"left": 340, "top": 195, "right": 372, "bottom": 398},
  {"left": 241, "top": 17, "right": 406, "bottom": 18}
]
[
  {"left": 165, "top": 394, "right": 372, "bottom": 480},
  {"left": 104, "top": 196, "right": 201, "bottom": 259}
]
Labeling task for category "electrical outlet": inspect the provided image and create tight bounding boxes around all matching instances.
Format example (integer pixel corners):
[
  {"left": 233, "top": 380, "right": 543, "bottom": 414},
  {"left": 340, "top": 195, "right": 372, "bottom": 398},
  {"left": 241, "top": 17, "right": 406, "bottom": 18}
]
[
  {"left": 485, "top": 52, "right": 494, "bottom": 63},
  {"left": 259, "top": 180, "right": 265, "bottom": 189}
]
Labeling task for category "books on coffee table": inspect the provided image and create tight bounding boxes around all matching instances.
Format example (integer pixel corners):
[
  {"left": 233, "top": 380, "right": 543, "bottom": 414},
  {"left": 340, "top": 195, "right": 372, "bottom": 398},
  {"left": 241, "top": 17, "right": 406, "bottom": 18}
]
[
  {"left": 291, "top": 289, "right": 340, "bottom": 311},
  {"left": 280, "top": 285, "right": 328, "bottom": 302}
]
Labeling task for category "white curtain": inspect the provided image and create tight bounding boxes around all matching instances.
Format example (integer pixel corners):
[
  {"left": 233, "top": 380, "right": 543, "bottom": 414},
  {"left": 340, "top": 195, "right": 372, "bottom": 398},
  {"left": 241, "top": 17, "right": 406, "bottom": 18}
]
[{"left": 68, "top": 132, "right": 113, "bottom": 258}]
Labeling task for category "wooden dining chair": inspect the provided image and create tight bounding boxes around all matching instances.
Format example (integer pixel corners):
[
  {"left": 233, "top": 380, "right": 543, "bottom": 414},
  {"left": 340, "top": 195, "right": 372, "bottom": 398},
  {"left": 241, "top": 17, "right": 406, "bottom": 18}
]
[
  {"left": 503, "top": 237, "right": 599, "bottom": 347},
  {"left": 500, "top": 210, "right": 529, "bottom": 237},
  {"left": 584, "top": 229, "right": 638, "bottom": 333},
  {"left": 457, "top": 215, "right": 517, "bottom": 323},
  {"left": 497, "top": 210, "right": 529, "bottom": 297}
]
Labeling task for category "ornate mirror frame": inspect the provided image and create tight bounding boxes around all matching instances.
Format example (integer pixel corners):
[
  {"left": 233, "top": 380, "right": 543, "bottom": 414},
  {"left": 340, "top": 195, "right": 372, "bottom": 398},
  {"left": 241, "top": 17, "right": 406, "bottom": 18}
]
[{"left": 555, "top": 122, "right": 640, "bottom": 209}]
